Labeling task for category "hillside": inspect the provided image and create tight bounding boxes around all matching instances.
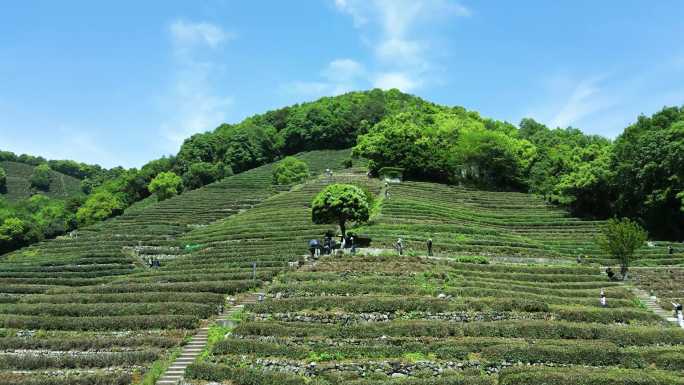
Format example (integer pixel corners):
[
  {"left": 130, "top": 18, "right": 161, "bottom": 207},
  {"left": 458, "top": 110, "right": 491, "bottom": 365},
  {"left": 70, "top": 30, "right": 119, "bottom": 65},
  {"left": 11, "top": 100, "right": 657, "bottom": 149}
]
[
  {"left": 1, "top": 152, "right": 683, "bottom": 385},
  {"left": 0, "top": 161, "right": 83, "bottom": 201},
  {"left": 0, "top": 150, "right": 352, "bottom": 385},
  {"left": 2, "top": 92, "right": 682, "bottom": 256}
]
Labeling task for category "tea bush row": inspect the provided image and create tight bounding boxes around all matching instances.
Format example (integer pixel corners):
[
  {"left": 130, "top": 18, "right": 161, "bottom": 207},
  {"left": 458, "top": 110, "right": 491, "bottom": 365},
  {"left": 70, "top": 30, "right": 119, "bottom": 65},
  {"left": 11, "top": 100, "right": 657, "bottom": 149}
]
[
  {"left": 0, "top": 350, "right": 159, "bottom": 369},
  {"left": 249, "top": 297, "right": 550, "bottom": 313},
  {"left": 235, "top": 320, "right": 684, "bottom": 346},
  {"left": 0, "top": 314, "right": 198, "bottom": 330}
]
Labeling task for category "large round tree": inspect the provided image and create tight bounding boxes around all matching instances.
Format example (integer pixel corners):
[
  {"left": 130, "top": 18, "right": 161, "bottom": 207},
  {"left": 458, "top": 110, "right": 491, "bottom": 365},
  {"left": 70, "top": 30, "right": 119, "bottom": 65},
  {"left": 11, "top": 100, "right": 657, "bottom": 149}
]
[{"left": 312, "top": 184, "right": 369, "bottom": 237}]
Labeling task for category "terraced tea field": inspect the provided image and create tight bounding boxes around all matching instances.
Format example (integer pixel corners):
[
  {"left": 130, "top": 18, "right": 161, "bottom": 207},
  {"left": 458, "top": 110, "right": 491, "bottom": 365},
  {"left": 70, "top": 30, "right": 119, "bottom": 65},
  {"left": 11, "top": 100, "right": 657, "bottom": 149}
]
[
  {"left": 0, "top": 150, "right": 351, "bottom": 385},
  {"left": 1, "top": 150, "right": 683, "bottom": 385},
  {"left": 361, "top": 181, "right": 682, "bottom": 266},
  {"left": 0, "top": 161, "right": 83, "bottom": 201},
  {"left": 189, "top": 254, "right": 684, "bottom": 384}
]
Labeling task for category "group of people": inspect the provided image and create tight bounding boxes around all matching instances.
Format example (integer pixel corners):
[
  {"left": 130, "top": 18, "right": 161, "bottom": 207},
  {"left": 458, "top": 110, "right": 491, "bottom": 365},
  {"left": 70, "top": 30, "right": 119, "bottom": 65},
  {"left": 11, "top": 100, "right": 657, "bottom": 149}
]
[
  {"left": 308, "top": 233, "right": 356, "bottom": 258},
  {"left": 147, "top": 257, "right": 161, "bottom": 268},
  {"left": 309, "top": 236, "right": 435, "bottom": 257}
]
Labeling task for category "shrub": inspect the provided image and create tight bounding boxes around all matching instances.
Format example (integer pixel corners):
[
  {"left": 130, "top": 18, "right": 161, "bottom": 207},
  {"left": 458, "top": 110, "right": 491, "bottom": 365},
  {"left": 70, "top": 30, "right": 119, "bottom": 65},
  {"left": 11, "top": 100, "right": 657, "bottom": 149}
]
[
  {"left": 148, "top": 171, "right": 182, "bottom": 201},
  {"left": 29, "top": 164, "right": 51, "bottom": 191},
  {"left": 272, "top": 156, "right": 309, "bottom": 185},
  {"left": 453, "top": 256, "right": 489, "bottom": 264}
]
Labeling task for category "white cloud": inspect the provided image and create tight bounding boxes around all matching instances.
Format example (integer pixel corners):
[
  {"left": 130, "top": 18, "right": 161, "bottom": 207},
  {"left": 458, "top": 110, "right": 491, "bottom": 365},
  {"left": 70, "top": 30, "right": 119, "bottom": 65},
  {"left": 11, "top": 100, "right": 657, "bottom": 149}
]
[
  {"left": 170, "top": 20, "right": 233, "bottom": 49},
  {"left": 323, "top": 58, "right": 365, "bottom": 82},
  {"left": 373, "top": 71, "right": 421, "bottom": 91},
  {"left": 550, "top": 76, "right": 612, "bottom": 129},
  {"left": 283, "top": 58, "right": 366, "bottom": 98},
  {"left": 285, "top": 1, "right": 468, "bottom": 98},
  {"left": 0, "top": 125, "right": 123, "bottom": 167},
  {"left": 334, "top": 0, "right": 368, "bottom": 26},
  {"left": 376, "top": 38, "right": 423, "bottom": 64},
  {"left": 335, "top": 0, "right": 468, "bottom": 65},
  {"left": 160, "top": 20, "right": 234, "bottom": 150}
]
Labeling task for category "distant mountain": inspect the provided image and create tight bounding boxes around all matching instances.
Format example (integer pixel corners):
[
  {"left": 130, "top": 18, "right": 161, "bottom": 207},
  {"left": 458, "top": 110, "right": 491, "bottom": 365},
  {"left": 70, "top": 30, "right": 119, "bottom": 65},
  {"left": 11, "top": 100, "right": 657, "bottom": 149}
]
[{"left": 0, "top": 160, "right": 84, "bottom": 201}]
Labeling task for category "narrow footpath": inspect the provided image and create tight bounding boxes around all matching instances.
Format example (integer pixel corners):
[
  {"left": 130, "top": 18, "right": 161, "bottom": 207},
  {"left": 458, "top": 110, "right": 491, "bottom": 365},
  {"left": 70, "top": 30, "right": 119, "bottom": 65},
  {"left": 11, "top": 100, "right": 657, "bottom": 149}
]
[
  {"left": 631, "top": 287, "right": 679, "bottom": 324},
  {"left": 156, "top": 294, "right": 260, "bottom": 385}
]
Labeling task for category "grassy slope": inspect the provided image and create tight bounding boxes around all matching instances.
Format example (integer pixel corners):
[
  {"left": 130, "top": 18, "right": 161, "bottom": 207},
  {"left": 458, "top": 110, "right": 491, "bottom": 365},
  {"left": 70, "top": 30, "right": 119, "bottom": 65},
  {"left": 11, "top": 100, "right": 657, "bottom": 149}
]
[
  {"left": 184, "top": 172, "right": 684, "bottom": 385},
  {"left": 1, "top": 152, "right": 682, "bottom": 384},
  {"left": 0, "top": 161, "right": 83, "bottom": 201},
  {"left": 360, "top": 180, "right": 680, "bottom": 266},
  {"left": 0, "top": 149, "right": 352, "bottom": 385}
]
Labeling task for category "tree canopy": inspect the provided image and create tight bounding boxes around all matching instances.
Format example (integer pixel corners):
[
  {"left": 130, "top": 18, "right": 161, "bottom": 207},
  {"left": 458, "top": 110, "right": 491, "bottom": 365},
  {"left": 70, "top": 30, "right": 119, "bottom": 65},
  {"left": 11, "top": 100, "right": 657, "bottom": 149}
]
[
  {"left": 1, "top": 90, "right": 683, "bottom": 256},
  {"left": 149, "top": 172, "right": 183, "bottom": 201},
  {"left": 597, "top": 218, "right": 648, "bottom": 279},
  {"left": 0, "top": 167, "right": 6, "bottom": 193},
  {"left": 76, "top": 191, "right": 125, "bottom": 226},
  {"left": 311, "top": 184, "right": 370, "bottom": 236},
  {"left": 29, "top": 164, "right": 52, "bottom": 191},
  {"left": 272, "top": 157, "right": 309, "bottom": 185},
  {"left": 354, "top": 105, "right": 534, "bottom": 189}
]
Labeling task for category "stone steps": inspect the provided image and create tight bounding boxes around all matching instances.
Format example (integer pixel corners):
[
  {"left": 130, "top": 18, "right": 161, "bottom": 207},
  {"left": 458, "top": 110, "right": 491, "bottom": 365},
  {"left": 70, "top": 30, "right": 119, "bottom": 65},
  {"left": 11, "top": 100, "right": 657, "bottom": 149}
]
[
  {"left": 631, "top": 287, "right": 681, "bottom": 326},
  {"left": 155, "top": 294, "right": 260, "bottom": 384}
]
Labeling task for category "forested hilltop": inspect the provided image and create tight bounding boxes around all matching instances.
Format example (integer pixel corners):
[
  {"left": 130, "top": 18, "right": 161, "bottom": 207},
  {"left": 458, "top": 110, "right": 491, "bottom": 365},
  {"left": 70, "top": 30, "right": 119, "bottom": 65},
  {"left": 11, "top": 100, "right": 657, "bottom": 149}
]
[{"left": 1, "top": 89, "right": 683, "bottom": 254}]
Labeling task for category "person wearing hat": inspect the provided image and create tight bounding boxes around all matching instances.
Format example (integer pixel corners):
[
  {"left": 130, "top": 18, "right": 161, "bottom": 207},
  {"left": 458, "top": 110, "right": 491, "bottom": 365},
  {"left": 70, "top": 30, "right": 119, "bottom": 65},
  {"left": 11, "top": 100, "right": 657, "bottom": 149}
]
[{"left": 308, "top": 239, "right": 320, "bottom": 258}]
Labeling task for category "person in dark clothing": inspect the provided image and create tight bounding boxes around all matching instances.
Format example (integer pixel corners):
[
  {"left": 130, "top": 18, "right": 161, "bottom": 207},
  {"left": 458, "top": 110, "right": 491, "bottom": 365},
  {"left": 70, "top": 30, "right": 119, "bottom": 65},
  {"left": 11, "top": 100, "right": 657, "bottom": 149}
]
[
  {"left": 669, "top": 245, "right": 674, "bottom": 255},
  {"left": 308, "top": 239, "right": 320, "bottom": 258},
  {"left": 323, "top": 235, "right": 331, "bottom": 255},
  {"left": 605, "top": 267, "right": 615, "bottom": 281},
  {"left": 427, "top": 238, "right": 433, "bottom": 256}
]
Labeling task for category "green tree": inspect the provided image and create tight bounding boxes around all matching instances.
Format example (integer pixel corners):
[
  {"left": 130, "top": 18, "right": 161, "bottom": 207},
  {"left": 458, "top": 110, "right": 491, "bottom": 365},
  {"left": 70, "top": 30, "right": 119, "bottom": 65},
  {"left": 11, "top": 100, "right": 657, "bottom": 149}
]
[
  {"left": 272, "top": 156, "right": 309, "bottom": 185},
  {"left": 183, "top": 162, "right": 229, "bottom": 190},
  {"left": 29, "top": 164, "right": 51, "bottom": 191},
  {"left": 597, "top": 218, "right": 648, "bottom": 280},
  {"left": 0, "top": 166, "right": 6, "bottom": 193},
  {"left": 611, "top": 107, "right": 684, "bottom": 239},
  {"left": 149, "top": 172, "right": 182, "bottom": 201},
  {"left": 311, "top": 184, "right": 369, "bottom": 236},
  {"left": 76, "top": 191, "right": 125, "bottom": 225},
  {"left": 0, "top": 217, "right": 28, "bottom": 253}
]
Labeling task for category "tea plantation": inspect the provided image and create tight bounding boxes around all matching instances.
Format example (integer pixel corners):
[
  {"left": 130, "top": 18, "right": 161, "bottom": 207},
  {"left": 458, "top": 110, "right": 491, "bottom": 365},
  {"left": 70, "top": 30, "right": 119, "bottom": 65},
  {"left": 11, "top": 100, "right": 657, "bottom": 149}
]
[
  {"left": 1, "top": 150, "right": 683, "bottom": 385},
  {"left": 0, "top": 161, "right": 83, "bottom": 201},
  {"left": 0, "top": 150, "right": 351, "bottom": 385}
]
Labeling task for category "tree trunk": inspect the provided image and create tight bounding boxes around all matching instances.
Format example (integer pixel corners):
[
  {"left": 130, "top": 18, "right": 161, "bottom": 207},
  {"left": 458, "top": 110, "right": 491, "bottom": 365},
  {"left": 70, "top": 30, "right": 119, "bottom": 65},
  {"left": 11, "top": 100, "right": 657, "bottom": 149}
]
[
  {"left": 339, "top": 220, "right": 346, "bottom": 237},
  {"left": 621, "top": 264, "right": 629, "bottom": 281}
]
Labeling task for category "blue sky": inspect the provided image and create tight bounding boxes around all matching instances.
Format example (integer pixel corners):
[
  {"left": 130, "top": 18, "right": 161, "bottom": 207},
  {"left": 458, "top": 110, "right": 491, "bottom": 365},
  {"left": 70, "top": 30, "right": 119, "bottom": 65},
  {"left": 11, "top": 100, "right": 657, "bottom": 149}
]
[{"left": 1, "top": 1, "right": 683, "bottom": 168}]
